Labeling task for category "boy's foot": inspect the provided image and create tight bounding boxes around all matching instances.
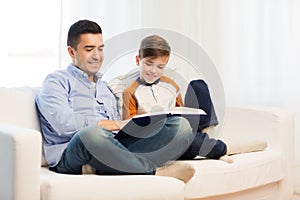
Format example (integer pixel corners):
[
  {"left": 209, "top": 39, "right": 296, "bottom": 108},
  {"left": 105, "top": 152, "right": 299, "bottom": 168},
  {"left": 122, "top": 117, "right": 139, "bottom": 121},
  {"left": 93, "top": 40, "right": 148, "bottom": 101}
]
[
  {"left": 219, "top": 155, "right": 234, "bottom": 163},
  {"left": 155, "top": 162, "right": 195, "bottom": 183}
]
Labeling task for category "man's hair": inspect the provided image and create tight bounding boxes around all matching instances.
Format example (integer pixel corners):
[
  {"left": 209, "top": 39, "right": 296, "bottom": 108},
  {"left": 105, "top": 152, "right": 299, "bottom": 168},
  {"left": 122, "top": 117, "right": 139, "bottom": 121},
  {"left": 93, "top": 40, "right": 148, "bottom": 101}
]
[
  {"left": 67, "top": 19, "right": 102, "bottom": 49},
  {"left": 139, "top": 35, "right": 171, "bottom": 59}
]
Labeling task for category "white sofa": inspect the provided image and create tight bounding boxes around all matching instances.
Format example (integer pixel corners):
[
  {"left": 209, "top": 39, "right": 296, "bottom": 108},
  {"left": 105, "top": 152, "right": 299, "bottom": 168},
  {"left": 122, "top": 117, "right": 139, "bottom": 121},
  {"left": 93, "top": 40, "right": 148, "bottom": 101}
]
[{"left": 0, "top": 86, "right": 295, "bottom": 200}]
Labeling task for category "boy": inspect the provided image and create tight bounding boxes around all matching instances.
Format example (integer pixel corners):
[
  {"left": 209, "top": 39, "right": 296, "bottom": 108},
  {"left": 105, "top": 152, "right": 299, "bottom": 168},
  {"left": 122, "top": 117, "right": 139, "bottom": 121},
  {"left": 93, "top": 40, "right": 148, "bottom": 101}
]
[
  {"left": 123, "top": 35, "right": 229, "bottom": 161},
  {"left": 123, "top": 35, "right": 183, "bottom": 119}
]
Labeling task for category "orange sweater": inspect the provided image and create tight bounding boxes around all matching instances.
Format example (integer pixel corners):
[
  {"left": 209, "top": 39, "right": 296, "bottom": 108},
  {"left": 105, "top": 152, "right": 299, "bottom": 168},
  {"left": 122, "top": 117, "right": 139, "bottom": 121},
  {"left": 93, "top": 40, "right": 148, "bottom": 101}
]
[{"left": 123, "top": 76, "right": 183, "bottom": 119}]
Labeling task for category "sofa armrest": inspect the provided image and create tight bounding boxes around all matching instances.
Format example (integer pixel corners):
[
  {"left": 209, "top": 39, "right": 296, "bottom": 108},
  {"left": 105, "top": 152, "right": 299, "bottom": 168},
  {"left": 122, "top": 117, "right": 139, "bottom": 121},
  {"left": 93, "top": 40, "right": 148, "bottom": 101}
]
[
  {"left": 0, "top": 124, "right": 42, "bottom": 200},
  {"left": 220, "top": 106, "right": 295, "bottom": 199},
  {"left": 220, "top": 106, "right": 294, "bottom": 150}
]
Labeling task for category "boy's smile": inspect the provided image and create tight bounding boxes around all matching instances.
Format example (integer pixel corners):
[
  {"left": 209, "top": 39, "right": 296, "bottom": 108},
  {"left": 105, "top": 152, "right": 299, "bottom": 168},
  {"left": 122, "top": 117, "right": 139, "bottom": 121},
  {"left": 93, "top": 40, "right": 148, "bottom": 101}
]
[{"left": 137, "top": 56, "right": 169, "bottom": 84}]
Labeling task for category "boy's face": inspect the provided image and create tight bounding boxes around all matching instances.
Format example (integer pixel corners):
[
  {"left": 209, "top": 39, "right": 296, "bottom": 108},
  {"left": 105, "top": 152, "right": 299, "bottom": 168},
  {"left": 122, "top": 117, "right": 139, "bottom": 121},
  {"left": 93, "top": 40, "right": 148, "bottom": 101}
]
[{"left": 136, "top": 55, "right": 169, "bottom": 84}]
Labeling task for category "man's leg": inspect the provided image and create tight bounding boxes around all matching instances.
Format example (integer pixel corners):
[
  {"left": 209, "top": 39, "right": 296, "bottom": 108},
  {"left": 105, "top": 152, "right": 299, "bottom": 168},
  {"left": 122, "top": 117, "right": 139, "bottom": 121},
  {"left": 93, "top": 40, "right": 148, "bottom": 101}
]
[
  {"left": 54, "top": 117, "right": 196, "bottom": 182},
  {"left": 54, "top": 126, "right": 156, "bottom": 175},
  {"left": 119, "top": 116, "right": 195, "bottom": 166},
  {"left": 118, "top": 116, "right": 196, "bottom": 183}
]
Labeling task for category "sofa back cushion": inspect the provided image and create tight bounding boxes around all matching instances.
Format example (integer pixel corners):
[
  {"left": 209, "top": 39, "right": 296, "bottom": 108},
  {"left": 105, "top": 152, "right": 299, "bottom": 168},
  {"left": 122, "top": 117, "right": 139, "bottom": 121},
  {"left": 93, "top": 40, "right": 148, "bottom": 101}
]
[
  {"left": 0, "top": 87, "right": 49, "bottom": 166},
  {"left": 0, "top": 87, "right": 41, "bottom": 131}
]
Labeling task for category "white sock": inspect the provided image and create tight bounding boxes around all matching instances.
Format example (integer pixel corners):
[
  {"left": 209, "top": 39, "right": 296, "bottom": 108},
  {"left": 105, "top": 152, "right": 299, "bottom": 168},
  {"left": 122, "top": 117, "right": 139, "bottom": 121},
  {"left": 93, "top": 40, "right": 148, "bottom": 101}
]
[{"left": 156, "top": 162, "right": 195, "bottom": 183}]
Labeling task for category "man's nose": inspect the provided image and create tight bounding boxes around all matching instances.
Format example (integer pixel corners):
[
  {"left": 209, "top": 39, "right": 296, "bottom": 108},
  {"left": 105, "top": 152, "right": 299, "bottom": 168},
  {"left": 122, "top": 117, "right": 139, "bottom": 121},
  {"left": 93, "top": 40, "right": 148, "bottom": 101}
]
[{"left": 91, "top": 49, "right": 101, "bottom": 60}]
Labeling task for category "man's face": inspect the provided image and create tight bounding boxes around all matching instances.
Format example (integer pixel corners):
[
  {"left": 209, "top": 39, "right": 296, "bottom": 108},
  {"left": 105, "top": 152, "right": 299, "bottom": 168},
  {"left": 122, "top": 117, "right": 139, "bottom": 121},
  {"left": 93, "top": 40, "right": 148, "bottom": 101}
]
[
  {"left": 136, "top": 55, "right": 169, "bottom": 84},
  {"left": 68, "top": 33, "right": 104, "bottom": 81}
]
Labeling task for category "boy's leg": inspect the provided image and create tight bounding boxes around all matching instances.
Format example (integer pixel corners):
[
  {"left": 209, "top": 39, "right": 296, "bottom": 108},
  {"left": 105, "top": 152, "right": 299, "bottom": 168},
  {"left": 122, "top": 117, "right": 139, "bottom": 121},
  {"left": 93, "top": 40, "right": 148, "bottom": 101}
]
[{"left": 178, "top": 132, "right": 227, "bottom": 160}]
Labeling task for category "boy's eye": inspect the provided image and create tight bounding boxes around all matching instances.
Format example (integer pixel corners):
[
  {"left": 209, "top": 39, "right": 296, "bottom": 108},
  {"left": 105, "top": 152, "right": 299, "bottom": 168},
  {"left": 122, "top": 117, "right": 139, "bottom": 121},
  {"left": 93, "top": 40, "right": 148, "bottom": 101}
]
[{"left": 145, "top": 62, "right": 153, "bottom": 66}]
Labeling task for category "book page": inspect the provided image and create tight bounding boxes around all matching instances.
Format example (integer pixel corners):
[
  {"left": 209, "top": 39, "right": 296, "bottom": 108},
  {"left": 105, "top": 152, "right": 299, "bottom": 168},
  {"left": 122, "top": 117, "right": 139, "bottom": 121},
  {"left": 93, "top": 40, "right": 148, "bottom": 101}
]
[{"left": 133, "top": 106, "right": 206, "bottom": 118}]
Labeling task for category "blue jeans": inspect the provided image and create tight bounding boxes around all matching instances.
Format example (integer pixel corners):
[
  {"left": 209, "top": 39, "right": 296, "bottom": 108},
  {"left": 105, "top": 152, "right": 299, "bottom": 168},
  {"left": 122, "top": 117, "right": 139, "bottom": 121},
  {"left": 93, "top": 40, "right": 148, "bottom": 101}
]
[
  {"left": 53, "top": 116, "right": 194, "bottom": 175},
  {"left": 179, "top": 132, "right": 227, "bottom": 160}
]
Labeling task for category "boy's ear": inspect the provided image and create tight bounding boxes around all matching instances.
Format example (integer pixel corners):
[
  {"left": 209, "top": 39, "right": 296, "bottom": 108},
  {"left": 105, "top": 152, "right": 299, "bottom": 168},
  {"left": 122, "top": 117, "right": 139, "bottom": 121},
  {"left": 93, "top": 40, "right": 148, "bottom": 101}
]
[{"left": 135, "top": 55, "right": 141, "bottom": 66}]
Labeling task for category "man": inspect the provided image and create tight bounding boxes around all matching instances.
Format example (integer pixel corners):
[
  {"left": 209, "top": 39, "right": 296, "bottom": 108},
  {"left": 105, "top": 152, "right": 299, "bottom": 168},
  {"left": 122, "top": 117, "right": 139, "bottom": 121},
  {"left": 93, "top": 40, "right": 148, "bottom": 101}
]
[{"left": 36, "top": 19, "right": 195, "bottom": 182}]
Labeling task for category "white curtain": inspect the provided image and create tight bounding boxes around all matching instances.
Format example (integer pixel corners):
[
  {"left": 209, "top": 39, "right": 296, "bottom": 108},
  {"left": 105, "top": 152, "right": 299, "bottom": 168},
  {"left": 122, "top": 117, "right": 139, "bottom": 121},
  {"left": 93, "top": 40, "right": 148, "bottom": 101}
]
[
  {"left": 59, "top": 0, "right": 300, "bottom": 192},
  {"left": 2, "top": 0, "right": 61, "bottom": 87},
  {"left": 200, "top": 0, "right": 300, "bottom": 192}
]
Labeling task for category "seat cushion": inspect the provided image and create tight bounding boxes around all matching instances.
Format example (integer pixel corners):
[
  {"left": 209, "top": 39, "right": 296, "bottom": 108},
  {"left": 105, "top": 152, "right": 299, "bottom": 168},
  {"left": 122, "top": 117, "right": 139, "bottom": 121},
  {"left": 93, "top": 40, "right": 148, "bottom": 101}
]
[
  {"left": 183, "top": 150, "right": 284, "bottom": 199},
  {"left": 40, "top": 167, "right": 185, "bottom": 200}
]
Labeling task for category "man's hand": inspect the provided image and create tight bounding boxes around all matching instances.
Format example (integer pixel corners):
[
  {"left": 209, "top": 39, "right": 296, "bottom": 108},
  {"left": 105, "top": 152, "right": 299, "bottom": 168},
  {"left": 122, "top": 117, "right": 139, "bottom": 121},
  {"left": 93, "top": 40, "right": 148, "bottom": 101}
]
[{"left": 97, "top": 119, "right": 131, "bottom": 131}]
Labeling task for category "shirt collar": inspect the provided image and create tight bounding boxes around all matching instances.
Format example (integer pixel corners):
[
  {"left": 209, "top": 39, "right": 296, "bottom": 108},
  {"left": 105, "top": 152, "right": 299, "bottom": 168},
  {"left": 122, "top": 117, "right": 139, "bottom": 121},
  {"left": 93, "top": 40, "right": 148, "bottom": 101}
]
[
  {"left": 137, "top": 77, "right": 160, "bottom": 86},
  {"left": 67, "top": 63, "right": 103, "bottom": 81}
]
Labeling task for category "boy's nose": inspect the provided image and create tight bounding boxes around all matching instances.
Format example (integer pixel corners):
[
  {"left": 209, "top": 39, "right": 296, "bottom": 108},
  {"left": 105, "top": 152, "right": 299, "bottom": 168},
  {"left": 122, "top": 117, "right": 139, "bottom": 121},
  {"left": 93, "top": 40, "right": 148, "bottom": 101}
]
[{"left": 150, "top": 65, "right": 157, "bottom": 73}]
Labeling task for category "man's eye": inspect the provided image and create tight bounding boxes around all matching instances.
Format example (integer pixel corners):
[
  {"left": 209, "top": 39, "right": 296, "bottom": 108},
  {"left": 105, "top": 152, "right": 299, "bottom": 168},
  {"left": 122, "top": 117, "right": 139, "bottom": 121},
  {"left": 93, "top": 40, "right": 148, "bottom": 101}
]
[
  {"left": 86, "top": 49, "right": 93, "bottom": 52},
  {"left": 145, "top": 63, "right": 152, "bottom": 66}
]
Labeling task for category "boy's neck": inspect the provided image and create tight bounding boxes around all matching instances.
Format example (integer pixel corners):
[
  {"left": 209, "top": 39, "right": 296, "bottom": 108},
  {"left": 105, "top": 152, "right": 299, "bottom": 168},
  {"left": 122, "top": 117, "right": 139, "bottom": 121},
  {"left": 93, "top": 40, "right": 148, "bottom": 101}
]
[{"left": 137, "top": 77, "right": 160, "bottom": 86}]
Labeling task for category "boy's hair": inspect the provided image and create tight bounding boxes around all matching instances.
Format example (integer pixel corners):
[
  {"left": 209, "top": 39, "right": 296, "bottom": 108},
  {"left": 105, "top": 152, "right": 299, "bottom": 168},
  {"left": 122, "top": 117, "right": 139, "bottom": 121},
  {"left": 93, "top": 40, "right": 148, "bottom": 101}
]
[
  {"left": 67, "top": 19, "right": 102, "bottom": 49},
  {"left": 139, "top": 35, "right": 171, "bottom": 59}
]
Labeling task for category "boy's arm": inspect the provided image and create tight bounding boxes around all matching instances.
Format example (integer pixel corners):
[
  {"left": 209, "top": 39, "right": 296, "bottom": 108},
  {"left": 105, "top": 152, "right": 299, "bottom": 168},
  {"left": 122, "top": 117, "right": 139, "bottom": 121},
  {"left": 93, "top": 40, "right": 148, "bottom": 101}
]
[
  {"left": 162, "top": 76, "right": 184, "bottom": 107},
  {"left": 176, "top": 93, "right": 184, "bottom": 107},
  {"left": 123, "top": 86, "right": 138, "bottom": 119}
]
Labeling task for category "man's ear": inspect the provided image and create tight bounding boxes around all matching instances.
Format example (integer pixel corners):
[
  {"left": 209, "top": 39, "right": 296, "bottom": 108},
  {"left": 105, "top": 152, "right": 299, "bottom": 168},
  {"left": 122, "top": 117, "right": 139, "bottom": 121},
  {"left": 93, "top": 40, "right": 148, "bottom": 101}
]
[
  {"left": 135, "top": 55, "right": 141, "bottom": 66},
  {"left": 68, "top": 46, "right": 75, "bottom": 58}
]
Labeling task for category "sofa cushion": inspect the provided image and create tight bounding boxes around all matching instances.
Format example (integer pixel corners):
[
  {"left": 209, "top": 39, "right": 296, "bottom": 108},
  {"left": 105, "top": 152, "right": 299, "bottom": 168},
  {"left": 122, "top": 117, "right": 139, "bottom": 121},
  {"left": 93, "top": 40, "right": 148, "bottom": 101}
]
[
  {"left": 0, "top": 87, "right": 40, "bottom": 131},
  {"left": 40, "top": 167, "right": 185, "bottom": 200},
  {"left": 183, "top": 150, "right": 284, "bottom": 199}
]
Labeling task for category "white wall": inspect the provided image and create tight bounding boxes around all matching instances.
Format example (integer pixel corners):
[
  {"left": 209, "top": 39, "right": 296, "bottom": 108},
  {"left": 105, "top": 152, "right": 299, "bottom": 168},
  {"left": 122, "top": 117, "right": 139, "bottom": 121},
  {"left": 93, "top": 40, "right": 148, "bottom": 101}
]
[{"left": 3, "top": 0, "right": 300, "bottom": 192}]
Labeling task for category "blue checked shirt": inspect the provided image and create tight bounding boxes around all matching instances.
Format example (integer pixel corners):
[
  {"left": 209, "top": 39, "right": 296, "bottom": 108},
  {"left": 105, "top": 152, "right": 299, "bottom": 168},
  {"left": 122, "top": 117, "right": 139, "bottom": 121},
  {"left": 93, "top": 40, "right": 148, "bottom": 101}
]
[{"left": 36, "top": 64, "right": 119, "bottom": 167}]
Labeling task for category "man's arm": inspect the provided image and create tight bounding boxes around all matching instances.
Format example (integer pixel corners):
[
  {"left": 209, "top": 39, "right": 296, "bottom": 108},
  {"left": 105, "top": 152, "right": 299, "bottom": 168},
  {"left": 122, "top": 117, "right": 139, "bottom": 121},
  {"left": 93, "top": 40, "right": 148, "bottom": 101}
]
[
  {"left": 97, "top": 119, "right": 131, "bottom": 131},
  {"left": 97, "top": 120, "right": 120, "bottom": 131},
  {"left": 37, "top": 73, "right": 92, "bottom": 136}
]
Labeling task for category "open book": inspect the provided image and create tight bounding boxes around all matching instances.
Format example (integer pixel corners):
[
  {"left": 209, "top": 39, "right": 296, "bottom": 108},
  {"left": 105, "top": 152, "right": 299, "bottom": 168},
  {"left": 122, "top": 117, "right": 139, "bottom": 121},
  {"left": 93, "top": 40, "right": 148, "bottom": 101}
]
[
  {"left": 114, "top": 107, "right": 206, "bottom": 139},
  {"left": 132, "top": 106, "right": 206, "bottom": 118}
]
